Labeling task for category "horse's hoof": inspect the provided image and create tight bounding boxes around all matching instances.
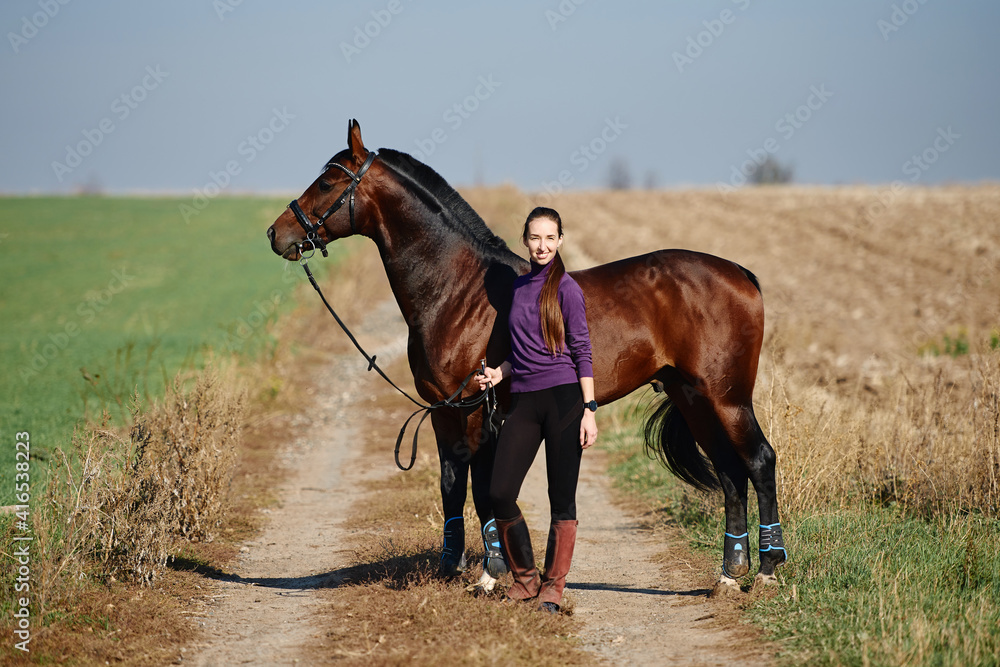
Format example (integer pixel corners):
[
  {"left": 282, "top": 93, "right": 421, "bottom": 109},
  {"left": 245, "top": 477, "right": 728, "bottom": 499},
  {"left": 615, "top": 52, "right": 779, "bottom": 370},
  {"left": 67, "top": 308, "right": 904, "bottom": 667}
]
[
  {"left": 438, "top": 564, "right": 464, "bottom": 578},
  {"left": 465, "top": 571, "right": 498, "bottom": 596},
  {"left": 722, "top": 554, "right": 750, "bottom": 579},
  {"left": 709, "top": 575, "right": 742, "bottom": 598},
  {"left": 538, "top": 601, "right": 561, "bottom": 614},
  {"left": 484, "top": 554, "right": 508, "bottom": 578},
  {"left": 438, "top": 551, "right": 467, "bottom": 578},
  {"left": 752, "top": 572, "right": 779, "bottom": 588}
]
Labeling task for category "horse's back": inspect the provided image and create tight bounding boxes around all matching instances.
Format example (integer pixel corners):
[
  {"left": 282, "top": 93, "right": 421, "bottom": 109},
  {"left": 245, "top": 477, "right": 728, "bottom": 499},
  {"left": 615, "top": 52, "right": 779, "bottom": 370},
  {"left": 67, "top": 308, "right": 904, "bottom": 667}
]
[{"left": 570, "top": 249, "right": 764, "bottom": 404}]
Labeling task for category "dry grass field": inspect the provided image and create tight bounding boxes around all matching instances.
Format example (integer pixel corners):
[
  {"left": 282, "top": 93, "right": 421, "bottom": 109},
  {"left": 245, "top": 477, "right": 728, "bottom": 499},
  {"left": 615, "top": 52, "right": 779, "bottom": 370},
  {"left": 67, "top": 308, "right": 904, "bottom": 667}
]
[{"left": 464, "top": 183, "right": 1000, "bottom": 517}]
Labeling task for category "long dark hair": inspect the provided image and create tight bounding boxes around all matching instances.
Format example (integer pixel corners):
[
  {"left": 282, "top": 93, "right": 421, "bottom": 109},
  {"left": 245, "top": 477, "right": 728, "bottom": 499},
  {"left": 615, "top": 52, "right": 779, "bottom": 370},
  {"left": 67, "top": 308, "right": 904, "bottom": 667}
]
[{"left": 522, "top": 207, "right": 566, "bottom": 356}]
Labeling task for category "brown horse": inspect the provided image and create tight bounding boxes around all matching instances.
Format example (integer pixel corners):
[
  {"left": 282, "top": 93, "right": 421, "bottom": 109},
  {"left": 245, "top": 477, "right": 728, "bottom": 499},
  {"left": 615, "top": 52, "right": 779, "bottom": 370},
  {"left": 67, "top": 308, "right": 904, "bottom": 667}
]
[{"left": 267, "top": 120, "right": 786, "bottom": 592}]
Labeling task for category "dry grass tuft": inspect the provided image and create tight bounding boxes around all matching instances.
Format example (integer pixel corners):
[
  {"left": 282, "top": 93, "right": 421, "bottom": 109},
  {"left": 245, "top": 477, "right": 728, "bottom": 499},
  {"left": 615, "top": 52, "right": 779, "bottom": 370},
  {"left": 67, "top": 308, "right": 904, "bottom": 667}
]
[
  {"left": 762, "top": 346, "right": 1000, "bottom": 517},
  {"left": 136, "top": 371, "right": 246, "bottom": 541},
  {"left": 34, "top": 367, "right": 246, "bottom": 608}
]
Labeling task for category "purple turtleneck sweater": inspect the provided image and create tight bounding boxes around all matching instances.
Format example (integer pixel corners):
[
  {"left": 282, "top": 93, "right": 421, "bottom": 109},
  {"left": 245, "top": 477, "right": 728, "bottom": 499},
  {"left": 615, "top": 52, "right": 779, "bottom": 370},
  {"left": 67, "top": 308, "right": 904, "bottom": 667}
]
[{"left": 507, "top": 260, "right": 593, "bottom": 393}]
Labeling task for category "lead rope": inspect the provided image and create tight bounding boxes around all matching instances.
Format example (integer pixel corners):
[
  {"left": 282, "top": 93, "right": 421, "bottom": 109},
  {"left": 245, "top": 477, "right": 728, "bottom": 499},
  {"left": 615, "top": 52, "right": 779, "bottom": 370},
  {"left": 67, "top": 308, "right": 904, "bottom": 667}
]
[{"left": 299, "top": 259, "right": 498, "bottom": 470}]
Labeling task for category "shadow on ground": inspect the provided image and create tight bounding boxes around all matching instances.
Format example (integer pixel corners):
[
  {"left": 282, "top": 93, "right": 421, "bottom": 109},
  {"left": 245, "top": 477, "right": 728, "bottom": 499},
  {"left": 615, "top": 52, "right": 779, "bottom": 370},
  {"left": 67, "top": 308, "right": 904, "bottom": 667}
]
[{"left": 169, "top": 553, "right": 710, "bottom": 598}]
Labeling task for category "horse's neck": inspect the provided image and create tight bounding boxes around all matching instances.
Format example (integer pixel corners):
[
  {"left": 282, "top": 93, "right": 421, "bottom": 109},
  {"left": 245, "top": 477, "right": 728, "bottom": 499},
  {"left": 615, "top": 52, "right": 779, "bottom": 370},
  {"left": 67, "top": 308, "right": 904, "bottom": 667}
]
[{"left": 368, "top": 199, "right": 495, "bottom": 328}]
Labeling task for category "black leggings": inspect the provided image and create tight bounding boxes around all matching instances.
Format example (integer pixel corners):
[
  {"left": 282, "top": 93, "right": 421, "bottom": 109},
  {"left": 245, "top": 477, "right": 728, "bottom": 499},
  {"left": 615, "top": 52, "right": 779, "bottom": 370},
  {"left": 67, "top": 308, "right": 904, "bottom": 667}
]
[{"left": 490, "top": 383, "right": 584, "bottom": 522}]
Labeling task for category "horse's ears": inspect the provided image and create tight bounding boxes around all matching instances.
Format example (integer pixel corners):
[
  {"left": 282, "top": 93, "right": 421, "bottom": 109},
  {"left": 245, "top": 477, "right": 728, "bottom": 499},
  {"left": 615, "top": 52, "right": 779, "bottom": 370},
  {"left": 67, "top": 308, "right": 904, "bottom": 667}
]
[{"left": 347, "top": 119, "right": 366, "bottom": 161}]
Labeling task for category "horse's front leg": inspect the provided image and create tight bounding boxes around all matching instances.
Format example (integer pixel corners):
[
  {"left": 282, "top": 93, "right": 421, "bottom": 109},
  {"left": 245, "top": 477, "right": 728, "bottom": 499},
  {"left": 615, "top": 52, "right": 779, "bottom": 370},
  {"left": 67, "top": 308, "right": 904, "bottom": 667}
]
[
  {"left": 440, "top": 406, "right": 508, "bottom": 593},
  {"left": 465, "top": 406, "right": 508, "bottom": 590},
  {"left": 432, "top": 409, "right": 472, "bottom": 577}
]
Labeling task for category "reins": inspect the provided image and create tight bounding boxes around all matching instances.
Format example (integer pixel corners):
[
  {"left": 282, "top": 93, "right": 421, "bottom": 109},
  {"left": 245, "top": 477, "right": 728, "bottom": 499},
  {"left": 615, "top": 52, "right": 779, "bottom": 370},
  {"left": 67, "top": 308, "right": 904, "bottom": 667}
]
[{"left": 290, "top": 154, "right": 498, "bottom": 470}]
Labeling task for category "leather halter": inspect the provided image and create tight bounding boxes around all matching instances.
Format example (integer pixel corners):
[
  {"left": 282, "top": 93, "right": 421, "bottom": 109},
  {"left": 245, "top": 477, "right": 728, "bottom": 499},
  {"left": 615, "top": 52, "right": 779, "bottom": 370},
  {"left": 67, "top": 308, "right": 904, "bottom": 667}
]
[{"left": 287, "top": 150, "right": 376, "bottom": 257}]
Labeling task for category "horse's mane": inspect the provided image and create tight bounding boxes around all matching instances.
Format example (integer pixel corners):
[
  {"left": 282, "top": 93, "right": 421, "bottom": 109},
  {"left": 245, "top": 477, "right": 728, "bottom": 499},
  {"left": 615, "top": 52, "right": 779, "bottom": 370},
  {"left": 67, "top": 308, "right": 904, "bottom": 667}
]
[{"left": 326, "top": 148, "right": 516, "bottom": 263}]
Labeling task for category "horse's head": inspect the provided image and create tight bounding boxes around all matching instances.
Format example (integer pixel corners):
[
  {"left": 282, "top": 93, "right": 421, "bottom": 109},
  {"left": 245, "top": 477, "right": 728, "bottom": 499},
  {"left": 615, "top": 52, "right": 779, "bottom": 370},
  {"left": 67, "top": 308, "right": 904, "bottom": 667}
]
[{"left": 267, "top": 119, "right": 377, "bottom": 261}]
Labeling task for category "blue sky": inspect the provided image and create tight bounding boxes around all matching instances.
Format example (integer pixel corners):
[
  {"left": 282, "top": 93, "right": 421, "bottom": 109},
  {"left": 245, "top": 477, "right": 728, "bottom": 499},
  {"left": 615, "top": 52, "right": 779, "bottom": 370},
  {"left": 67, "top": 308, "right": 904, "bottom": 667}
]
[{"left": 1, "top": 1, "right": 997, "bottom": 194}]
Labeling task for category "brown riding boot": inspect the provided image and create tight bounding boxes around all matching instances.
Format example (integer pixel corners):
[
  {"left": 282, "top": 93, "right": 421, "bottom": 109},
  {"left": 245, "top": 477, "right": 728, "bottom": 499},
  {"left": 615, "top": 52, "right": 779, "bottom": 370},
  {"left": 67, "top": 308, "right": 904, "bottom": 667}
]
[
  {"left": 538, "top": 520, "right": 578, "bottom": 610},
  {"left": 496, "top": 514, "right": 541, "bottom": 601}
]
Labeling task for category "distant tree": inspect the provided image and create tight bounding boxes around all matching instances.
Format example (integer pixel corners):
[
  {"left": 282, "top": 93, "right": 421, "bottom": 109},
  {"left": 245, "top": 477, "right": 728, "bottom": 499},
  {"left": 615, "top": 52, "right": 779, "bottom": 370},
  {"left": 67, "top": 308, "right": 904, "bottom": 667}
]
[
  {"left": 749, "top": 157, "right": 794, "bottom": 185},
  {"left": 608, "top": 157, "right": 631, "bottom": 190},
  {"left": 643, "top": 170, "right": 658, "bottom": 190},
  {"left": 78, "top": 170, "right": 105, "bottom": 195}
]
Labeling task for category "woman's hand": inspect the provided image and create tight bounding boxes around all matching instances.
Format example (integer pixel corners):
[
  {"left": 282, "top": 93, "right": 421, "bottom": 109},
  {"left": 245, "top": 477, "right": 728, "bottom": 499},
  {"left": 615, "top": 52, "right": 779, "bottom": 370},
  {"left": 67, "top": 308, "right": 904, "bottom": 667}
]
[
  {"left": 580, "top": 409, "right": 598, "bottom": 449},
  {"left": 477, "top": 365, "right": 504, "bottom": 391}
]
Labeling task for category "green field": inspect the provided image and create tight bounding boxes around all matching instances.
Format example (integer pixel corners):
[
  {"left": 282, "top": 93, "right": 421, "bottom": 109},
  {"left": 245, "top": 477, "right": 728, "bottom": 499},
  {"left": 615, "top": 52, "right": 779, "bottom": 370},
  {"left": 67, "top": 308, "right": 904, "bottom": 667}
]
[{"left": 0, "top": 196, "right": 349, "bottom": 505}]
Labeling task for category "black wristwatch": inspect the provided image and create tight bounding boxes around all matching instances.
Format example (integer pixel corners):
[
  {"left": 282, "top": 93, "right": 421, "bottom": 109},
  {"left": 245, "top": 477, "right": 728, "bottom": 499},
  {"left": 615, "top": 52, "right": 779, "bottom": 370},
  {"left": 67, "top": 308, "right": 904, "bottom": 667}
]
[{"left": 584, "top": 400, "right": 598, "bottom": 412}]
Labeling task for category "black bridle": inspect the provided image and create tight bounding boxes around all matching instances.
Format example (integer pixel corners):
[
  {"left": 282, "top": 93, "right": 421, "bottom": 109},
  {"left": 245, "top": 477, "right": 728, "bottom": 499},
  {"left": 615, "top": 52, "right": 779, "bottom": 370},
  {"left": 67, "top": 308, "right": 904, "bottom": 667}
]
[{"left": 287, "top": 150, "right": 377, "bottom": 257}]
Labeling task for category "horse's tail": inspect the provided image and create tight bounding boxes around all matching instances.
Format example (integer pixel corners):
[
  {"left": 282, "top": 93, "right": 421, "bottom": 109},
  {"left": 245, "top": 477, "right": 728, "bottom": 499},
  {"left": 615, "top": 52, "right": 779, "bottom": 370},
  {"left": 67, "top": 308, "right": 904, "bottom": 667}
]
[
  {"left": 737, "top": 263, "right": 762, "bottom": 295},
  {"left": 643, "top": 396, "right": 719, "bottom": 492}
]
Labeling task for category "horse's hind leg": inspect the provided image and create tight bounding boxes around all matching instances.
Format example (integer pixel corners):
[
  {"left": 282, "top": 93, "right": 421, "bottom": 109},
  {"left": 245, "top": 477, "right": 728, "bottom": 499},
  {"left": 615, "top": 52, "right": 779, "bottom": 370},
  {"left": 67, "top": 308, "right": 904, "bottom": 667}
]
[
  {"left": 716, "top": 402, "right": 787, "bottom": 585},
  {"left": 713, "top": 452, "right": 751, "bottom": 591},
  {"left": 743, "top": 412, "right": 786, "bottom": 583},
  {"left": 659, "top": 376, "right": 752, "bottom": 594}
]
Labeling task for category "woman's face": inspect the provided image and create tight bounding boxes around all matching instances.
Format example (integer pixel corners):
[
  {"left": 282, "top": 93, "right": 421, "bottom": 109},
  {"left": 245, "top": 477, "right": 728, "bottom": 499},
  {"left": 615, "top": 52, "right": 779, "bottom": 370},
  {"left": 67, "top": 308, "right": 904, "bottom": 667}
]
[{"left": 523, "top": 217, "right": 563, "bottom": 266}]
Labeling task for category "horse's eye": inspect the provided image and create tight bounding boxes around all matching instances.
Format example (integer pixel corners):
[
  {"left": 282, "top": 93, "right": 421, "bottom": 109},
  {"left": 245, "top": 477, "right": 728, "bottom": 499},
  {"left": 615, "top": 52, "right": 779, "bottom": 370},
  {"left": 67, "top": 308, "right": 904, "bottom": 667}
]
[{"left": 318, "top": 181, "right": 332, "bottom": 192}]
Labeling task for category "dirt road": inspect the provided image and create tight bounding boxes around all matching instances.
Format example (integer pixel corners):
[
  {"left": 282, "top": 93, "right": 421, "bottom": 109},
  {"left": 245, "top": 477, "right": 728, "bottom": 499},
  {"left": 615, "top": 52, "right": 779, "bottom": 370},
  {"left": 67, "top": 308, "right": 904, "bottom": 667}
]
[
  {"left": 518, "top": 446, "right": 771, "bottom": 665},
  {"left": 186, "top": 297, "right": 772, "bottom": 665},
  {"left": 186, "top": 356, "right": 386, "bottom": 666}
]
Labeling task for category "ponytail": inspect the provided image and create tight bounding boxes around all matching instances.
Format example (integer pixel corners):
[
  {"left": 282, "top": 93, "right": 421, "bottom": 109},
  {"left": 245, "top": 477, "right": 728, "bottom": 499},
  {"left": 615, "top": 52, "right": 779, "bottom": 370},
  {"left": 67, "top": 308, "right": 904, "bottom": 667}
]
[{"left": 539, "top": 251, "right": 566, "bottom": 355}]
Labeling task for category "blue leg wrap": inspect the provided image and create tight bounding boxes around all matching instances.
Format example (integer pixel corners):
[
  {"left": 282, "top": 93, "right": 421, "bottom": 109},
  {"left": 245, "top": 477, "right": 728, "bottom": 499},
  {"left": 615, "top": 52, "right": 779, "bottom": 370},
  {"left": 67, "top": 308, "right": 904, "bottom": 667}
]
[
  {"left": 482, "top": 517, "right": 508, "bottom": 578},
  {"left": 758, "top": 522, "right": 787, "bottom": 557},
  {"left": 439, "top": 516, "right": 466, "bottom": 575},
  {"left": 723, "top": 531, "right": 750, "bottom": 578}
]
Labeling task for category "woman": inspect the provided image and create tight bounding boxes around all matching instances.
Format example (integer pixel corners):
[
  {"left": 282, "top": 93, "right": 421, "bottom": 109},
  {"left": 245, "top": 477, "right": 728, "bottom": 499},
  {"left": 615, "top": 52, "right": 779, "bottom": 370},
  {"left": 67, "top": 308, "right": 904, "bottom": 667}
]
[{"left": 478, "top": 206, "right": 598, "bottom": 613}]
